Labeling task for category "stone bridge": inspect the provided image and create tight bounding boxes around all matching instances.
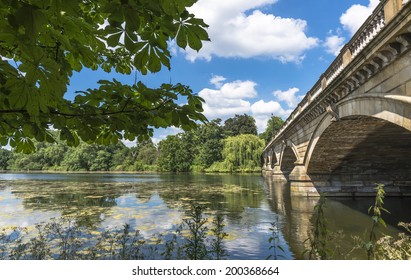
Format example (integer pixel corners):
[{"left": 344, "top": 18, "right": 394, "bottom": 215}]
[{"left": 262, "top": 0, "right": 411, "bottom": 196}]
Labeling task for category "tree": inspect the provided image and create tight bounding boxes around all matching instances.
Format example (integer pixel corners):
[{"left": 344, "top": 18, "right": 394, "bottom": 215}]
[
  {"left": 157, "top": 132, "right": 196, "bottom": 172},
  {"left": 0, "top": 0, "right": 209, "bottom": 153},
  {"left": 0, "top": 148, "right": 11, "bottom": 170},
  {"left": 7, "top": 138, "right": 65, "bottom": 170},
  {"left": 90, "top": 149, "right": 112, "bottom": 171},
  {"left": 259, "top": 116, "right": 284, "bottom": 145},
  {"left": 193, "top": 119, "right": 224, "bottom": 169},
  {"left": 136, "top": 139, "right": 158, "bottom": 166},
  {"left": 61, "top": 143, "right": 95, "bottom": 171},
  {"left": 207, "top": 134, "right": 264, "bottom": 172},
  {"left": 223, "top": 114, "right": 257, "bottom": 136},
  {"left": 42, "top": 142, "right": 68, "bottom": 167}
]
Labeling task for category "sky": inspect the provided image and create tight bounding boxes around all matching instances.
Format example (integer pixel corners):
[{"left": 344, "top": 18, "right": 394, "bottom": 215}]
[{"left": 67, "top": 0, "right": 380, "bottom": 146}]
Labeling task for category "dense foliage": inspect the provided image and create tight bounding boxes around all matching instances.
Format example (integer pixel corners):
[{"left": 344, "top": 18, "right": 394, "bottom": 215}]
[
  {"left": 157, "top": 119, "right": 224, "bottom": 172},
  {"left": 259, "top": 116, "right": 284, "bottom": 145},
  {"left": 0, "top": 0, "right": 209, "bottom": 153},
  {"left": 223, "top": 114, "right": 258, "bottom": 136},
  {"left": 206, "top": 134, "right": 265, "bottom": 173},
  {"left": 0, "top": 115, "right": 283, "bottom": 172},
  {"left": 0, "top": 148, "right": 11, "bottom": 169},
  {"left": 3, "top": 134, "right": 157, "bottom": 171},
  {"left": 157, "top": 133, "right": 196, "bottom": 172}
]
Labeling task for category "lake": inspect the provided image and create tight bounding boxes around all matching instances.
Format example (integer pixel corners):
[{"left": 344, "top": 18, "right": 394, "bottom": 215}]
[{"left": 0, "top": 173, "right": 410, "bottom": 259}]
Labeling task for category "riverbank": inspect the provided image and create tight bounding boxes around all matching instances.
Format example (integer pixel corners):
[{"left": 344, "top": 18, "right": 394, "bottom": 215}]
[{"left": 0, "top": 169, "right": 262, "bottom": 174}]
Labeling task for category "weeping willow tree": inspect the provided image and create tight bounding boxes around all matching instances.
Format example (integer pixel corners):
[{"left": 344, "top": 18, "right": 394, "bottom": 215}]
[{"left": 206, "top": 134, "right": 264, "bottom": 173}]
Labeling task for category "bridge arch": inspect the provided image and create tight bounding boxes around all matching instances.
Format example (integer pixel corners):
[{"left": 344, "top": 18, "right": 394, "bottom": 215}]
[
  {"left": 305, "top": 95, "right": 411, "bottom": 170},
  {"left": 279, "top": 140, "right": 300, "bottom": 177},
  {"left": 270, "top": 150, "right": 278, "bottom": 169},
  {"left": 304, "top": 96, "right": 411, "bottom": 192},
  {"left": 263, "top": 148, "right": 279, "bottom": 170}
]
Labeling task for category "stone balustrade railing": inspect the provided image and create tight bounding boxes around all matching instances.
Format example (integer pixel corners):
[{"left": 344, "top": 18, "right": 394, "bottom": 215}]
[
  {"left": 350, "top": 9, "right": 385, "bottom": 58},
  {"left": 264, "top": 0, "right": 392, "bottom": 150}
]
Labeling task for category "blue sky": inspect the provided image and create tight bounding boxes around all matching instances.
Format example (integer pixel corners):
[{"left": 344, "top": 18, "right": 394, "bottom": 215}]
[{"left": 67, "top": 0, "right": 379, "bottom": 145}]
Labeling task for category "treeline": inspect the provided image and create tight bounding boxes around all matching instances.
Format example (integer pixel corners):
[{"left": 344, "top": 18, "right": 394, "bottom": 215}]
[
  {"left": 0, "top": 138, "right": 157, "bottom": 172},
  {"left": 0, "top": 115, "right": 283, "bottom": 173}
]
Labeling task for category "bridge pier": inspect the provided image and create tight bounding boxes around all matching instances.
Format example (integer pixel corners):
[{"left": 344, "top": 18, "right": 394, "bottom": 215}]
[
  {"left": 271, "top": 169, "right": 411, "bottom": 197},
  {"left": 272, "top": 164, "right": 287, "bottom": 181},
  {"left": 288, "top": 165, "right": 319, "bottom": 197},
  {"left": 309, "top": 174, "right": 411, "bottom": 196}
]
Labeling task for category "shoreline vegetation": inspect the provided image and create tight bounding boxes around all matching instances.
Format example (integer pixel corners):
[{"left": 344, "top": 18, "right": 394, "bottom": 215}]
[
  {"left": 0, "top": 204, "right": 230, "bottom": 260},
  {"left": 0, "top": 170, "right": 262, "bottom": 174},
  {"left": 305, "top": 185, "right": 411, "bottom": 260},
  {"left": 0, "top": 115, "right": 283, "bottom": 174}
]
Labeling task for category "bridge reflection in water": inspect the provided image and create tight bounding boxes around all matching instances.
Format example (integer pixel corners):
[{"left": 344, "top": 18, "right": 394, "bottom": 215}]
[{"left": 263, "top": 176, "right": 408, "bottom": 259}]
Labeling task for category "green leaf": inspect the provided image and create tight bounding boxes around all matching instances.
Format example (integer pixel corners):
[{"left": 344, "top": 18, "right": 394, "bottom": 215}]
[
  {"left": 67, "top": 53, "right": 83, "bottom": 72},
  {"left": 157, "top": 49, "right": 171, "bottom": 70},
  {"left": 176, "top": 27, "right": 187, "bottom": 49},
  {"left": 0, "top": 30, "right": 17, "bottom": 46},
  {"left": 0, "top": 136, "right": 8, "bottom": 146},
  {"left": 378, "top": 217, "right": 387, "bottom": 227},
  {"left": 148, "top": 53, "right": 162, "bottom": 73},
  {"left": 15, "top": 4, "right": 47, "bottom": 38},
  {"left": 45, "top": 132, "right": 55, "bottom": 143},
  {"left": 5, "top": 78, "right": 29, "bottom": 109},
  {"left": 60, "top": 127, "right": 80, "bottom": 146},
  {"left": 106, "top": 32, "right": 122, "bottom": 47},
  {"left": 22, "top": 123, "right": 35, "bottom": 137},
  {"left": 191, "top": 25, "right": 210, "bottom": 41},
  {"left": 124, "top": 9, "right": 140, "bottom": 32},
  {"left": 134, "top": 44, "right": 150, "bottom": 73},
  {"left": 186, "top": 27, "right": 202, "bottom": 51},
  {"left": 124, "top": 33, "right": 136, "bottom": 52}
]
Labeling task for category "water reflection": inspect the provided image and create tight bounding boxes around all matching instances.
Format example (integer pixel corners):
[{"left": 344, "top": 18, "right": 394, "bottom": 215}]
[
  {"left": 264, "top": 178, "right": 318, "bottom": 258},
  {"left": 0, "top": 173, "right": 409, "bottom": 259},
  {"left": 0, "top": 174, "right": 289, "bottom": 259},
  {"left": 263, "top": 176, "right": 406, "bottom": 259}
]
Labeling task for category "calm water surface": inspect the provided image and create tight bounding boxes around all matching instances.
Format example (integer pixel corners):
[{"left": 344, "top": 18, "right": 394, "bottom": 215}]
[{"left": 0, "top": 173, "right": 410, "bottom": 259}]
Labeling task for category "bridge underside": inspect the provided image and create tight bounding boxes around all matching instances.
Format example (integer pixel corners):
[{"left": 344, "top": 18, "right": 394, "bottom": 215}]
[{"left": 306, "top": 116, "right": 411, "bottom": 196}]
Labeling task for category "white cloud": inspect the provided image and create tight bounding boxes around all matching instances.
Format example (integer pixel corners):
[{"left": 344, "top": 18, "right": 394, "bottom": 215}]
[
  {"left": 198, "top": 75, "right": 294, "bottom": 132},
  {"left": 199, "top": 79, "right": 255, "bottom": 118},
  {"left": 187, "top": 0, "right": 318, "bottom": 63},
  {"left": 340, "top": 0, "right": 379, "bottom": 35},
  {"left": 154, "top": 127, "right": 184, "bottom": 143},
  {"left": 151, "top": 137, "right": 161, "bottom": 145},
  {"left": 324, "top": 35, "right": 345, "bottom": 56},
  {"left": 273, "top": 87, "right": 303, "bottom": 108},
  {"left": 210, "top": 75, "right": 226, "bottom": 88},
  {"left": 168, "top": 40, "right": 178, "bottom": 57},
  {"left": 251, "top": 100, "right": 286, "bottom": 116},
  {"left": 220, "top": 80, "right": 258, "bottom": 99},
  {"left": 251, "top": 100, "right": 291, "bottom": 132}
]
